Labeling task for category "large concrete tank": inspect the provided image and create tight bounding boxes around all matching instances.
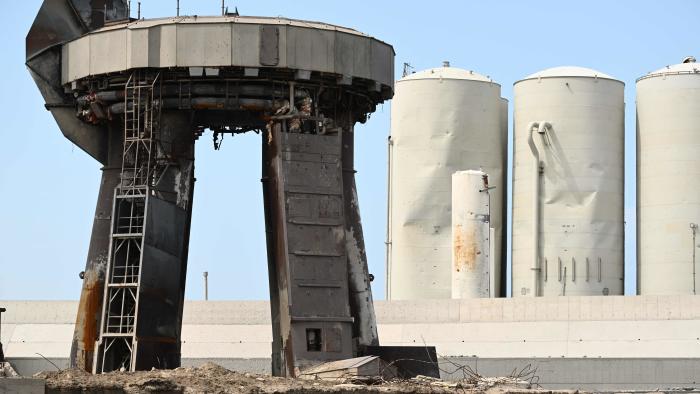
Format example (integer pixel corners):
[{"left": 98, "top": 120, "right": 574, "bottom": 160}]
[
  {"left": 512, "top": 66, "right": 625, "bottom": 297},
  {"left": 637, "top": 57, "right": 700, "bottom": 295},
  {"left": 387, "top": 64, "right": 506, "bottom": 299}
]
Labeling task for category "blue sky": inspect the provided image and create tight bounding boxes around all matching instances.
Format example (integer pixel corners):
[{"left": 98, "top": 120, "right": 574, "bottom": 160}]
[{"left": 1, "top": 0, "right": 698, "bottom": 300}]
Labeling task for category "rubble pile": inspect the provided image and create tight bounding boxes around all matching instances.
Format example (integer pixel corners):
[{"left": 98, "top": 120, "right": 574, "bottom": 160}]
[
  {"left": 35, "top": 362, "right": 578, "bottom": 393},
  {"left": 0, "top": 362, "right": 19, "bottom": 377}
]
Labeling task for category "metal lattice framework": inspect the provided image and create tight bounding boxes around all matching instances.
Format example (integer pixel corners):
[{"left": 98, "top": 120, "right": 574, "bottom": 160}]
[{"left": 95, "top": 71, "right": 161, "bottom": 373}]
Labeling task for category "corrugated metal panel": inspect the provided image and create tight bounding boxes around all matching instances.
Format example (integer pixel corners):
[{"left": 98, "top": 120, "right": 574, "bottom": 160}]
[
  {"left": 88, "top": 29, "right": 127, "bottom": 76},
  {"left": 96, "top": 15, "right": 372, "bottom": 39},
  {"left": 176, "top": 24, "right": 232, "bottom": 66},
  {"left": 62, "top": 37, "right": 89, "bottom": 83},
  {"left": 370, "top": 40, "right": 394, "bottom": 87},
  {"left": 127, "top": 28, "right": 149, "bottom": 69},
  {"left": 155, "top": 24, "right": 177, "bottom": 67},
  {"left": 334, "top": 32, "right": 370, "bottom": 80},
  {"left": 231, "top": 24, "right": 261, "bottom": 67},
  {"left": 60, "top": 20, "right": 394, "bottom": 89},
  {"left": 512, "top": 71, "right": 624, "bottom": 297},
  {"left": 286, "top": 26, "right": 334, "bottom": 73}
]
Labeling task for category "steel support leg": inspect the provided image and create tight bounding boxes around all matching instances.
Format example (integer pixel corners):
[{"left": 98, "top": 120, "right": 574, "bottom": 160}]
[
  {"left": 341, "top": 125, "right": 379, "bottom": 348},
  {"left": 70, "top": 123, "right": 123, "bottom": 371},
  {"left": 93, "top": 111, "right": 195, "bottom": 372},
  {"left": 263, "top": 118, "right": 379, "bottom": 376}
]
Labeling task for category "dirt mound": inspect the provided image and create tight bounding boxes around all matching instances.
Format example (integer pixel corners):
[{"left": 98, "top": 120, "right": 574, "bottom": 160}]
[{"left": 35, "top": 363, "right": 571, "bottom": 393}]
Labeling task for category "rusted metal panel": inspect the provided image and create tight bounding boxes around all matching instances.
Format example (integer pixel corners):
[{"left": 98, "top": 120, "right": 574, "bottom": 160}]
[
  {"left": 70, "top": 167, "right": 118, "bottom": 371},
  {"left": 70, "top": 125, "right": 123, "bottom": 371}
]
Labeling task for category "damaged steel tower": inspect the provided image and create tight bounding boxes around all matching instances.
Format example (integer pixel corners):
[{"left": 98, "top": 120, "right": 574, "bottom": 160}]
[{"left": 26, "top": 0, "right": 393, "bottom": 376}]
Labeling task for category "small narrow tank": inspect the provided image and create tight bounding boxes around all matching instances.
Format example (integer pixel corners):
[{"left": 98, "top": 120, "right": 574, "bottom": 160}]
[
  {"left": 637, "top": 57, "right": 700, "bottom": 295},
  {"left": 512, "top": 66, "right": 625, "bottom": 297},
  {"left": 451, "top": 170, "right": 491, "bottom": 299},
  {"left": 387, "top": 63, "right": 506, "bottom": 299}
]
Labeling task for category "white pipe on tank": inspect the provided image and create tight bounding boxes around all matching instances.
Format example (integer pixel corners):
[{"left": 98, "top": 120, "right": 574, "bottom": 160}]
[
  {"left": 526, "top": 121, "right": 551, "bottom": 297},
  {"left": 385, "top": 136, "right": 393, "bottom": 299}
]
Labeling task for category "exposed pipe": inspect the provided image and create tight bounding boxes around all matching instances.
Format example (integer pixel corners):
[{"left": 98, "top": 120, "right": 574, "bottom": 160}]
[
  {"left": 527, "top": 121, "right": 551, "bottom": 297},
  {"left": 78, "top": 85, "right": 305, "bottom": 107},
  {"left": 385, "top": 135, "right": 393, "bottom": 300},
  {"left": 0, "top": 307, "right": 5, "bottom": 362},
  {"left": 691, "top": 223, "right": 697, "bottom": 295},
  {"left": 108, "top": 97, "right": 281, "bottom": 114},
  {"left": 203, "top": 271, "right": 209, "bottom": 300}
]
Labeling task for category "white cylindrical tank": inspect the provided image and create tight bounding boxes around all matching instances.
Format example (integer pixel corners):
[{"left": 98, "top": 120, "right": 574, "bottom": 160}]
[
  {"left": 452, "top": 170, "right": 491, "bottom": 298},
  {"left": 637, "top": 57, "right": 700, "bottom": 295},
  {"left": 387, "top": 64, "right": 505, "bottom": 300},
  {"left": 512, "top": 66, "right": 625, "bottom": 297}
]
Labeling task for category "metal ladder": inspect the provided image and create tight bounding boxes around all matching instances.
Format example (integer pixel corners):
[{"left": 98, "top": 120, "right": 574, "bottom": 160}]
[{"left": 95, "top": 71, "right": 161, "bottom": 373}]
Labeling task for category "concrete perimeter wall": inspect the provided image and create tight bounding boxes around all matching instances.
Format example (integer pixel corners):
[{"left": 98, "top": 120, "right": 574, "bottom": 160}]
[{"left": 2, "top": 296, "right": 700, "bottom": 390}]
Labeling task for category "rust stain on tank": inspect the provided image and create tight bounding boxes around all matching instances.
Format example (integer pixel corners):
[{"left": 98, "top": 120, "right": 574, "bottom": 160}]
[{"left": 453, "top": 224, "right": 479, "bottom": 273}]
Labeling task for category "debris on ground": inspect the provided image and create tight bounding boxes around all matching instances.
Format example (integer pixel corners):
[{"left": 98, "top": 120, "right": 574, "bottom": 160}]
[
  {"left": 34, "top": 362, "right": 580, "bottom": 393},
  {"left": 0, "top": 361, "right": 19, "bottom": 377}
]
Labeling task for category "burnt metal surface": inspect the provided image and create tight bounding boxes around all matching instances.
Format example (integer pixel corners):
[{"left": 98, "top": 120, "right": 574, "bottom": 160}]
[
  {"left": 26, "top": 0, "right": 128, "bottom": 60},
  {"left": 27, "top": 0, "right": 393, "bottom": 376},
  {"left": 263, "top": 126, "right": 355, "bottom": 376},
  {"left": 341, "top": 126, "right": 380, "bottom": 348},
  {"left": 25, "top": 0, "right": 128, "bottom": 164},
  {"left": 91, "top": 71, "right": 195, "bottom": 373},
  {"left": 70, "top": 124, "right": 122, "bottom": 371}
]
